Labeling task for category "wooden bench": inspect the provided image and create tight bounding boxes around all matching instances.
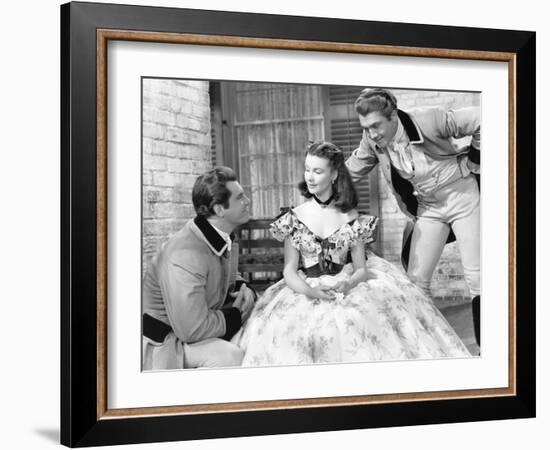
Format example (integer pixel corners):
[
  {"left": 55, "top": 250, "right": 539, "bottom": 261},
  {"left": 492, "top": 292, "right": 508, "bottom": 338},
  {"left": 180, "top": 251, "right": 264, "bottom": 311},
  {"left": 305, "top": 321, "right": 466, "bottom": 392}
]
[{"left": 236, "top": 216, "right": 285, "bottom": 292}]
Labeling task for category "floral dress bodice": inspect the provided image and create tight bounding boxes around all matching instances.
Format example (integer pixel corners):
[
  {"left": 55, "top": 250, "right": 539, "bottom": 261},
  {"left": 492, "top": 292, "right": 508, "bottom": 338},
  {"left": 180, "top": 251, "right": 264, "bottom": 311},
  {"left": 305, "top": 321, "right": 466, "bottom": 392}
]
[{"left": 270, "top": 210, "right": 378, "bottom": 271}]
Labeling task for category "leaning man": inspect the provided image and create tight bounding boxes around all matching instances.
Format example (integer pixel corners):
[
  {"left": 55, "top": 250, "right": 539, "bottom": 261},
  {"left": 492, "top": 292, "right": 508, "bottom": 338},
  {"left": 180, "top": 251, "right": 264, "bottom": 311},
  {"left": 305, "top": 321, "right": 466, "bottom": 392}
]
[
  {"left": 346, "top": 88, "right": 481, "bottom": 345},
  {"left": 142, "top": 167, "right": 255, "bottom": 370}
]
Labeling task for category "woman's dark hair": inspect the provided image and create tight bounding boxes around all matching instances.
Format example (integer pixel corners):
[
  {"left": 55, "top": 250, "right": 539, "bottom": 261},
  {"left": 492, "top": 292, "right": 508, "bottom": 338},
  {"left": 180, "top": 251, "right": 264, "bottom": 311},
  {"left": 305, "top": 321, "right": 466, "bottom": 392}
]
[
  {"left": 192, "top": 166, "right": 237, "bottom": 217},
  {"left": 298, "top": 141, "right": 358, "bottom": 213},
  {"left": 354, "top": 87, "right": 397, "bottom": 119}
]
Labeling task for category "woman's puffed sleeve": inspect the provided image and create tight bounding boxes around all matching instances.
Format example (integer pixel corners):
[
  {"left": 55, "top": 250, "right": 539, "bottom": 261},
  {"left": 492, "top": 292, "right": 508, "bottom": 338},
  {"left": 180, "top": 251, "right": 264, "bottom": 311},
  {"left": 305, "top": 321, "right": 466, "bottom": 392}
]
[
  {"left": 352, "top": 215, "right": 379, "bottom": 245},
  {"left": 270, "top": 211, "right": 295, "bottom": 242}
]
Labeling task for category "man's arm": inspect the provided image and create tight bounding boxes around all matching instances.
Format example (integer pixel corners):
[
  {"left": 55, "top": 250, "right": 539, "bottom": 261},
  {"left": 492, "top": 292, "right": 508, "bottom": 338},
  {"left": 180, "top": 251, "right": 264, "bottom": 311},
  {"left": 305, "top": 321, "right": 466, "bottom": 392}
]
[
  {"left": 439, "top": 106, "right": 480, "bottom": 173},
  {"left": 345, "top": 131, "right": 379, "bottom": 183},
  {"left": 225, "top": 245, "right": 256, "bottom": 322},
  {"left": 158, "top": 251, "right": 241, "bottom": 343},
  {"left": 440, "top": 106, "right": 481, "bottom": 150}
]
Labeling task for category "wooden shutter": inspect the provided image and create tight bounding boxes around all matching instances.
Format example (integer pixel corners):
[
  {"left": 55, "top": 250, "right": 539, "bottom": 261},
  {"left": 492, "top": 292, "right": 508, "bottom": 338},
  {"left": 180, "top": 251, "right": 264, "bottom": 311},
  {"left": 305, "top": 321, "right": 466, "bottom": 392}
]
[
  {"left": 325, "top": 86, "right": 379, "bottom": 217},
  {"left": 209, "top": 82, "right": 223, "bottom": 167}
]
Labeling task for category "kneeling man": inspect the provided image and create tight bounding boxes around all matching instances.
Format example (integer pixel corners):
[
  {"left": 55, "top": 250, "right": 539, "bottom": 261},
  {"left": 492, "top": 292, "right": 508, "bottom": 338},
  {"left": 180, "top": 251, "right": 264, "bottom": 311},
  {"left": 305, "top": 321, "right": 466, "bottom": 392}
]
[{"left": 142, "top": 167, "right": 255, "bottom": 370}]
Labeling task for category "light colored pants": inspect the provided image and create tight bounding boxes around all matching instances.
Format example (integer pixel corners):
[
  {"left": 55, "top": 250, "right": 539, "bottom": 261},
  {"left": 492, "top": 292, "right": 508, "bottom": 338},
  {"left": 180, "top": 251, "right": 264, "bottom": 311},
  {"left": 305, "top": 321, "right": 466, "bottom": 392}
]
[
  {"left": 143, "top": 333, "right": 244, "bottom": 370},
  {"left": 407, "top": 174, "right": 480, "bottom": 298}
]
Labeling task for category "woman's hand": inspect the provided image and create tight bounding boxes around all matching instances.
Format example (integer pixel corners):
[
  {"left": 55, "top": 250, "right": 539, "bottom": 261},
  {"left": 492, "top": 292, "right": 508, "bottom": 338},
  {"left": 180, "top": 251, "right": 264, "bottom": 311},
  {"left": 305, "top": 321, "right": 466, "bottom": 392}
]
[
  {"left": 307, "top": 285, "right": 335, "bottom": 301},
  {"left": 331, "top": 279, "right": 352, "bottom": 294}
]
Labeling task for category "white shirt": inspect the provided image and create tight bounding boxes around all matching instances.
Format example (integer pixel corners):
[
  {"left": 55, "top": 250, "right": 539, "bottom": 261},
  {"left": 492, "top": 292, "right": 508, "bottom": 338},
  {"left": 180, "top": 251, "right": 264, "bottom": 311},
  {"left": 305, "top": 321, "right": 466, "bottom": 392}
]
[{"left": 386, "top": 119, "right": 460, "bottom": 197}]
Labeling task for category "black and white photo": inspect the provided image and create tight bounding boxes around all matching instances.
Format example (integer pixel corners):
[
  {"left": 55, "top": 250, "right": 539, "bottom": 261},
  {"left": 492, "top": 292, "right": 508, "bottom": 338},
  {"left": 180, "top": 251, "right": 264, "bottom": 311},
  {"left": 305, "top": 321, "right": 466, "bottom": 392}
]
[{"left": 141, "top": 80, "right": 481, "bottom": 370}]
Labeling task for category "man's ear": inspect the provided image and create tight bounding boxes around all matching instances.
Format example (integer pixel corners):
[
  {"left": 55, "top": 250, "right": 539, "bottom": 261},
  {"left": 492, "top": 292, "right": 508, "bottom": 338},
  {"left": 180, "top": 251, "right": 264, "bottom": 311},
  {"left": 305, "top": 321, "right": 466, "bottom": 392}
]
[{"left": 212, "top": 203, "right": 225, "bottom": 217}]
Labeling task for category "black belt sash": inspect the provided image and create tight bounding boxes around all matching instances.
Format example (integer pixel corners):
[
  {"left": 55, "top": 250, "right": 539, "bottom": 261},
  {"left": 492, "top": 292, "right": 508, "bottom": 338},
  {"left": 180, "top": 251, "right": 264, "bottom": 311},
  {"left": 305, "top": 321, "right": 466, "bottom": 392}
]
[
  {"left": 143, "top": 313, "right": 172, "bottom": 343},
  {"left": 302, "top": 262, "right": 343, "bottom": 277}
]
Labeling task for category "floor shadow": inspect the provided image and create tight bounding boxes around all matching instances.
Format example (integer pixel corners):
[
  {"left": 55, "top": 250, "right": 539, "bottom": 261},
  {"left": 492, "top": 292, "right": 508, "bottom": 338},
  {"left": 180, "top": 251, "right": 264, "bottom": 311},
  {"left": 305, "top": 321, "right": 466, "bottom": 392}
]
[{"left": 34, "top": 428, "right": 59, "bottom": 444}]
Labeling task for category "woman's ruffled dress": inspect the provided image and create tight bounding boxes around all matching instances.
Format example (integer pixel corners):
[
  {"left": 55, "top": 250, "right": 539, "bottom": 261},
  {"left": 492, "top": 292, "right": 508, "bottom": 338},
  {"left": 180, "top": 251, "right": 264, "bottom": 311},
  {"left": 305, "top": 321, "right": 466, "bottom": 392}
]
[{"left": 232, "top": 210, "right": 470, "bottom": 366}]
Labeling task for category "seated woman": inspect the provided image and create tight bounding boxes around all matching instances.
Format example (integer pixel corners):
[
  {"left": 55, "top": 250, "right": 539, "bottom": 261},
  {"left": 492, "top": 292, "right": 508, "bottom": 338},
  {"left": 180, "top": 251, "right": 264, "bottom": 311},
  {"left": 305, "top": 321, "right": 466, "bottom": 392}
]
[{"left": 232, "top": 141, "right": 470, "bottom": 366}]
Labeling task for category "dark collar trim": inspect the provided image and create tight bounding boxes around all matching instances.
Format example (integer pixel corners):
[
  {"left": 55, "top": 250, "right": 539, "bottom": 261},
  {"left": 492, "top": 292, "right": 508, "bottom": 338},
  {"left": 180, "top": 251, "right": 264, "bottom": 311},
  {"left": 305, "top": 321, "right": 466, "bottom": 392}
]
[
  {"left": 193, "top": 215, "right": 228, "bottom": 253},
  {"left": 397, "top": 109, "right": 422, "bottom": 143}
]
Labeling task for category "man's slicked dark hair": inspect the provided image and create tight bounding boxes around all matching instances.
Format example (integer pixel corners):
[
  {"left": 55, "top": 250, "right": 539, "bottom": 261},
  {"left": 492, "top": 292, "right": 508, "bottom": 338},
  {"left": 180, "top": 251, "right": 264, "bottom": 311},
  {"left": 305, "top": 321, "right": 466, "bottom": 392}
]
[
  {"left": 192, "top": 166, "right": 237, "bottom": 218},
  {"left": 354, "top": 87, "right": 398, "bottom": 119}
]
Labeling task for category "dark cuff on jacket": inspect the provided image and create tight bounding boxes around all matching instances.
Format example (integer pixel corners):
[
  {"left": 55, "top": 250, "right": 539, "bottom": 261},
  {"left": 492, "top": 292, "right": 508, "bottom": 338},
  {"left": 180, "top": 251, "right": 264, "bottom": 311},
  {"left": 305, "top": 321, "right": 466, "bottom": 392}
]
[
  {"left": 221, "top": 307, "right": 242, "bottom": 340},
  {"left": 468, "top": 144, "right": 480, "bottom": 165}
]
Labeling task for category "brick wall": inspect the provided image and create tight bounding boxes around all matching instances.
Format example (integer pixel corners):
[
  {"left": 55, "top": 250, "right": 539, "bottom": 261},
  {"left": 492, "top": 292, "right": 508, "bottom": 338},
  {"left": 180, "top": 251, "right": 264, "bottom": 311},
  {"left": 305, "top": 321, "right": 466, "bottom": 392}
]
[
  {"left": 142, "top": 79, "right": 212, "bottom": 273},
  {"left": 377, "top": 89, "right": 480, "bottom": 303}
]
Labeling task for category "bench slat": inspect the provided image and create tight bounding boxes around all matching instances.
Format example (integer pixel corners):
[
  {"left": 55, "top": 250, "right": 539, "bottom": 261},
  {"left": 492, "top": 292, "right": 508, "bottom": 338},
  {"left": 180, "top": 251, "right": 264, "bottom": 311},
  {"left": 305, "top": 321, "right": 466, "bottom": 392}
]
[
  {"left": 239, "top": 239, "right": 283, "bottom": 249},
  {"left": 238, "top": 264, "right": 284, "bottom": 272}
]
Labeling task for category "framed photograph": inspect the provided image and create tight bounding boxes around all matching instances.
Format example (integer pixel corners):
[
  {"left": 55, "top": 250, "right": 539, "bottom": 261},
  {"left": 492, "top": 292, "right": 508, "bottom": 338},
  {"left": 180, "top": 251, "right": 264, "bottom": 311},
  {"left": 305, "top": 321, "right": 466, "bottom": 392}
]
[{"left": 61, "top": 1, "right": 535, "bottom": 447}]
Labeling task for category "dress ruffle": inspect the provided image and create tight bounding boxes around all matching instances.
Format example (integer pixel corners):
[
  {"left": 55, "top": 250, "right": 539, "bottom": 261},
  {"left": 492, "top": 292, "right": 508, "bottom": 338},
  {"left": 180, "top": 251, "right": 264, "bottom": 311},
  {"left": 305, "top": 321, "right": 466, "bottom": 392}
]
[
  {"left": 269, "top": 210, "right": 378, "bottom": 268},
  {"left": 232, "top": 252, "right": 470, "bottom": 366}
]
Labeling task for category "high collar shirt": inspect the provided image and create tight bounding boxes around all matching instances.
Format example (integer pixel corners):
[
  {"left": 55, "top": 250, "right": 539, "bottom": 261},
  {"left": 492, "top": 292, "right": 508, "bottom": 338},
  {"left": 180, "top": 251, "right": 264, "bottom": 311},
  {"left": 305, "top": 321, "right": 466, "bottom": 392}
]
[{"left": 383, "top": 117, "right": 461, "bottom": 198}]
